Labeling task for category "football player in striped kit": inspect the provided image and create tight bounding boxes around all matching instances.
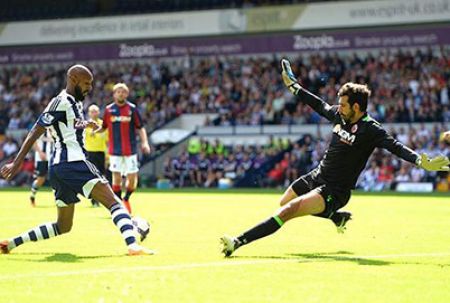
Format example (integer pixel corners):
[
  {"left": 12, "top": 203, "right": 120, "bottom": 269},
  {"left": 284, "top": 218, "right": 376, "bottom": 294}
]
[
  {"left": 29, "top": 130, "right": 53, "bottom": 206},
  {"left": 1, "top": 65, "right": 153, "bottom": 256}
]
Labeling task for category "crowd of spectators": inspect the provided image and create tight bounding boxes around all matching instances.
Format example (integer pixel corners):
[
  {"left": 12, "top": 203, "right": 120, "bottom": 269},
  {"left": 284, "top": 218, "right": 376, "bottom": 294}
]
[
  {"left": 163, "top": 137, "right": 290, "bottom": 187},
  {"left": 1, "top": 47, "right": 449, "bottom": 138},
  {"left": 206, "top": 47, "right": 450, "bottom": 126}
]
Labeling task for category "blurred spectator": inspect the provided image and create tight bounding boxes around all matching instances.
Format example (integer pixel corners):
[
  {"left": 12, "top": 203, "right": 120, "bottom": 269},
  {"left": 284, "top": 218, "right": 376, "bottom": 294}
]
[
  {"left": 394, "top": 164, "right": 412, "bottom": 183},
  {"left": 377, "top": 158, "right": 394, "bottom": 190},
  {"left": 2, "top": 137, "right": 18, "bottom": 157},
  {"left": 359, "top": 161, "right": 380, "bottom": 191},
  {"left": 265, "top": 163, "right": 285, "bottom": 188}
]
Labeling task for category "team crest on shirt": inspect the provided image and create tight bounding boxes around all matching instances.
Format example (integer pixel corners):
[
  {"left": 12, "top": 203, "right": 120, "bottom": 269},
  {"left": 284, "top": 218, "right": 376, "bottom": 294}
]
[
  {"left": 41, "top": 113, "right": 55, "bottom": 124},
  {"left": 351, "top": 124, "right": 358, "bottom": 133},
  {"left": 333, "top": 124, "right": 356, "bottom": 145}
]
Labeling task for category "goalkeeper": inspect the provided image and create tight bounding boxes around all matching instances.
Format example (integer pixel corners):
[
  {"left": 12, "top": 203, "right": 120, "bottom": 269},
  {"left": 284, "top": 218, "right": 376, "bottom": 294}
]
[{"left": 221, "top": 59, "right": 450, "bottom": 257}]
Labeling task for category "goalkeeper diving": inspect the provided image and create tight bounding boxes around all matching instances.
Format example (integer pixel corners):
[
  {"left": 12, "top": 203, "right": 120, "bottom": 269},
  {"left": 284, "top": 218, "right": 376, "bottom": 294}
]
[{"left": 220, "top": 59, "right": 450, "bottom": 257}]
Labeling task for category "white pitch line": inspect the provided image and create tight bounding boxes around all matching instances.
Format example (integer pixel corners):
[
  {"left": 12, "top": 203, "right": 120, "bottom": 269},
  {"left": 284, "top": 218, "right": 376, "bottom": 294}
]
[{"left": 1, "top": 252, "right": 449, "bottom": 282}]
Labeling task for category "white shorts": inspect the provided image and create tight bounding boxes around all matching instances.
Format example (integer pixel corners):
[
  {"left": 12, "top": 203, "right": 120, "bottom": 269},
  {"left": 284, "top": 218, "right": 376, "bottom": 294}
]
[{"left": 109, "top": 154, "right": 139, "bottom": 175}]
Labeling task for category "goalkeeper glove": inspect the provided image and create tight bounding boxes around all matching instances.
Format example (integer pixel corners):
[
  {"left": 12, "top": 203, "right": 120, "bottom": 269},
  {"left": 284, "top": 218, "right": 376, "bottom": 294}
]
[
  {"left": 281, "top": 59, "right": 302, "bottom": 95},
  {"left": 416, "top": 153, "right": 450, "bottom": 171}
]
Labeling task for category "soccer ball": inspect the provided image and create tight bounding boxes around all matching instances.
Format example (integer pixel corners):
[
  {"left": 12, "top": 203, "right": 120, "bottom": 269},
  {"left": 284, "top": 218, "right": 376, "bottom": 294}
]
[{"left": 132, "top": 216, "right": 150, "bottom": 242}]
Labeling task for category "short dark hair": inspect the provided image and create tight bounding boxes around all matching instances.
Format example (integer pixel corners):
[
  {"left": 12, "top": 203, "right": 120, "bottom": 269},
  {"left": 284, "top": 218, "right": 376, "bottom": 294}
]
[{"left": 338, "top": 82, "right": 371, "bottom": 112}]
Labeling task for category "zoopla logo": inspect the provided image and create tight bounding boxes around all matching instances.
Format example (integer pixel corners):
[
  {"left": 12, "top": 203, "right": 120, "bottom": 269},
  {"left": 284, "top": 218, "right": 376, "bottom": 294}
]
[
  {"left": 293, "top": 35, "right": 336, "bottom": 50},
  {"left": 119, "top": 43, "right": 168, "bottom": 58}
]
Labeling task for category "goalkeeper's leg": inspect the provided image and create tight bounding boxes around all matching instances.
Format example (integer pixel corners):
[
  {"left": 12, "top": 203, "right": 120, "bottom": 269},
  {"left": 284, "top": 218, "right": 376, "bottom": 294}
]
[
  {"left": 281, "top": 178, "right": 352, "bottom": 233},
  {"left": 221, "top": 190, "right": 325, "bottom": 257}
]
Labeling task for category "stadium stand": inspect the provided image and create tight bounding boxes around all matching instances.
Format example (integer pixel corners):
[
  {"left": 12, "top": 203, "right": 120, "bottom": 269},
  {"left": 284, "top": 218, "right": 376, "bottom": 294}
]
[{"left": 1, "top": 48, "right": 449, "bottom": 137}]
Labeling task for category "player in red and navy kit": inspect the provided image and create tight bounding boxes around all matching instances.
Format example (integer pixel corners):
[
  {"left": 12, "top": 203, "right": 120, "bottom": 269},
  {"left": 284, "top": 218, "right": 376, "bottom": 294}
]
[{"left": 101, "top": 83, "right": 151, "bottom": 214}]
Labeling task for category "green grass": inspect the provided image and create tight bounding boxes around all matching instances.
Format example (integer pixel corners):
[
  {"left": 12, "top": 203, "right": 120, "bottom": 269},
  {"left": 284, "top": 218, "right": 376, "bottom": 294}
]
[{"left": 1, "top": 190, "right": 450, "bottom": 303}]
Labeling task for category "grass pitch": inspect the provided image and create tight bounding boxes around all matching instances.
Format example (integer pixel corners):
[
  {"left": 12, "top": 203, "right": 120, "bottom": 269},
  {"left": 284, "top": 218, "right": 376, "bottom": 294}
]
[{"left": 0, "top": 190, "right": 449, "bottom": 303}]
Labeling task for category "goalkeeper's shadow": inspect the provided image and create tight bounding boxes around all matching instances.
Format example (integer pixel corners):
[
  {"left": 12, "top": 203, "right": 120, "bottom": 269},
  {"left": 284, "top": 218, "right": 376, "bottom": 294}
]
[
  {"left": 233, "top": 251, "right": 450, "bottom": 267},
  {"left": 232, "top": 251, "right": 391, "bottom": 266}
]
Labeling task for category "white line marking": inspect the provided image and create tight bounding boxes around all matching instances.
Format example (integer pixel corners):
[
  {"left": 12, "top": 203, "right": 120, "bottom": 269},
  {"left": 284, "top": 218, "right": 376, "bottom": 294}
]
[{"left": 1, "top": 252, "right": 449, "bottom": 281}]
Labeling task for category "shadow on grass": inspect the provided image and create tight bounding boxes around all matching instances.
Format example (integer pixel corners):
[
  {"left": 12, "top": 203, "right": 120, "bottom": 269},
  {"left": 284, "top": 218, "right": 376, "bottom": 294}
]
[
  {"left": 233, "top": 251, "right": 391, "bottom": 266},
  {"left": 33, "top": 205, "right": 55, "bottom": 209},
  {"left": 6, "top": 252, "right": 124, "bottom": 263}
]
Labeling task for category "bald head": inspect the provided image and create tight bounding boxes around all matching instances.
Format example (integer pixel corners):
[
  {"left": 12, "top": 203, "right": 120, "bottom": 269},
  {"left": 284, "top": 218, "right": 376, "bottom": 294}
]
[
  {"left": 66, "top": 64, "right": 93, "bottom": 101},
  {"left": 67, "top": 64, "right": 93, "bottom": 82}
]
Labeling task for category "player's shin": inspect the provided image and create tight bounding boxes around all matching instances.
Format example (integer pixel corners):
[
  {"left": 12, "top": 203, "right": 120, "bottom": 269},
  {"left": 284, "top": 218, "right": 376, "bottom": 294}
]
[
  {"left": 112, "top": 184, "right": 122, "bottom": 200},
  {"left": 236, "top": 216, "right": 284, "bottom": 247},
  {"left": 30, "top": 180, "right": 39, "bottom": 198},
  {"left": 4, "top": 222, "right": 60, "bottom": 252},
  {"left": 123, "top": 187, "right": 134, "bottom": 202},
  {"left": 109, "top": 202, "right": 137, "bottom": 248},
  {"left": 122, "top": 187, "right": 134, "bottom": 213}
]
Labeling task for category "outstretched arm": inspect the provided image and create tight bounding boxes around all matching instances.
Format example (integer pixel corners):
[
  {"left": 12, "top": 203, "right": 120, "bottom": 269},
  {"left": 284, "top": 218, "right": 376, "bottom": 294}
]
[
  {"left": 281, "top": 59, "right": 337, "bottom": 122},
  {"left": 374, "top": 125, "right": 449, "bottom": 172},
  {"left": 1, "top": 124, "right": 46, "bottom": 180}
]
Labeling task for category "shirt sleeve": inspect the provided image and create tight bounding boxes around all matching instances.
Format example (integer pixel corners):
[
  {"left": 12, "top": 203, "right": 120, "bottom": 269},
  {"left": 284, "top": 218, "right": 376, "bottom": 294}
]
[
  {"left": 372, "top": 123, "right": 419, "bottom": 164},
  {"left": 36, "top": 99, "right": 66, "bottom": 128},
  {"left": 296, "top": 88, "right": 338, "bottom": 122},
  {"left": 104, "top": 129, "right": 109, "bottom": 152},
  {"left": 102, "top": 109, "right": 109, "bottom": 129},
  {"left": 133, "top": 107, "right": 143, "bottom": 129}
]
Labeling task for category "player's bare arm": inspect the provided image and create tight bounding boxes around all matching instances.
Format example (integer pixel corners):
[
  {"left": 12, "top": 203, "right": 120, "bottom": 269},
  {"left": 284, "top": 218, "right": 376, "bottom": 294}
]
[
  {"left": 85, "top": 119, "right": 100, "bottom": 130},
  {"left": 139, "top": 127, "right": 151, "bottom": 154},
  {"left": 1, "top": 124, "right": 46, "bottom": 180},
  {"left": 93, "top": 120, "right": 107, "bottom": 134}
]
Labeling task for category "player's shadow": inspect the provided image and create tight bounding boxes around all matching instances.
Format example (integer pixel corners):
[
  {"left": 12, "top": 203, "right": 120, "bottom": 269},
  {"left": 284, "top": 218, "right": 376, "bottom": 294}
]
[
  {"left": 235, "top": 251, "right": 391, "bottom": 266},
  {"left": 288, "top": 251, "right": 392, "bottom": 266},
  {"left": 43, "top": 253, "right": 113, "bottom": 263},
  {"left": 7, "top": 252, "right": 124, "bottom": 263},
  {"left": 32, "top": 205, "right": 55, "bottom": 208}
]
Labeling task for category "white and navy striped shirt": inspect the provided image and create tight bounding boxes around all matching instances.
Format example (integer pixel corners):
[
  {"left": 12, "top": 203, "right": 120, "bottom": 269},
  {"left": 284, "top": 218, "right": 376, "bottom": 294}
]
[
  {"left": 34, "top": 130, "right": 54, "bottom": 164},
  {"left": 37, "top": 90, "right": 87, "bottom": 166}
]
